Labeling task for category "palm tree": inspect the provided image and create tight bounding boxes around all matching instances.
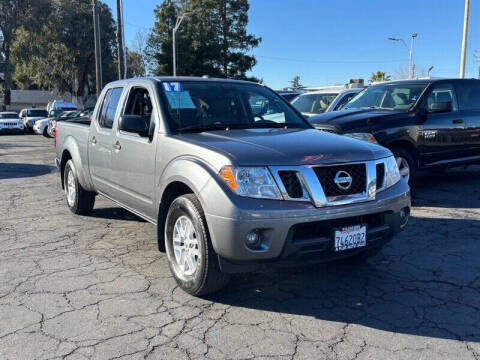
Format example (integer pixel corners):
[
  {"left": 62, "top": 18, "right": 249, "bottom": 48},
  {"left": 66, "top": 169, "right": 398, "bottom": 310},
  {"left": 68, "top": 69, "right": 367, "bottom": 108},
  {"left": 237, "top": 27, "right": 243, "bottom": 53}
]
[{"left": 369, "top": 71, "right": 391, "bottom": 83}]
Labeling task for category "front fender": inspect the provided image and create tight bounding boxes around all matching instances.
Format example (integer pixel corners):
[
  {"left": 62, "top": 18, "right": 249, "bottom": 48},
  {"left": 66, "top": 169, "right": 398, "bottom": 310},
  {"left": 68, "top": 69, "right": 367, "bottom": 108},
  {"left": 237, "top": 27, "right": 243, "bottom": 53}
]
[{"left": 62, "top": 136, "right": 94, "bottom": 191}]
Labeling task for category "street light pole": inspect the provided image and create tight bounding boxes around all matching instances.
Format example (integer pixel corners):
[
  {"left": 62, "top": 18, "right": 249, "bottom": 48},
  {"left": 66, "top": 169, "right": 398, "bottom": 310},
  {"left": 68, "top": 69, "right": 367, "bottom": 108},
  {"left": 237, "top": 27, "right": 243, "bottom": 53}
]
[
  {"left": 388, "top": 33, "right": 418, "bottom": 80},
  {"left": 172, "top": 9, "right": 199, "bottom": 77},
  {"left": 459, "top": 0, "right": 470, "bottom": 78}
]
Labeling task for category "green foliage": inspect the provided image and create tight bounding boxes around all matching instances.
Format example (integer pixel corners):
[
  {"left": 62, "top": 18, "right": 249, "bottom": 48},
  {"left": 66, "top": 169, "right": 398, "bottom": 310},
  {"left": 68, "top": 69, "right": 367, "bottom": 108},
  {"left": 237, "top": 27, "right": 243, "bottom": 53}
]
[
  {"left": 11, "top": 0, "right": 117, "bottom": 98},
  {"left": 370, "top": 71, "right": 391, "bottom": 83},
  {"left": 146, "top": 0, "right": 261, "bottom": 79},
  {"left": 289, "top": 76, "right": 304, "bottom": 90}
]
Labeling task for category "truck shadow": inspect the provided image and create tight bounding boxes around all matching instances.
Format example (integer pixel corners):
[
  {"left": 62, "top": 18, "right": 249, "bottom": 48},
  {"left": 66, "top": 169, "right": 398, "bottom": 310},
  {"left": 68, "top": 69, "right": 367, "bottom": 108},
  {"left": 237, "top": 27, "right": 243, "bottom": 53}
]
[
  {"left": 412, "top": 165, "right": 480, "bottom": 209},
  {"left": 209, "top": 216, "right": 480, "bottom": 343},
  {"left": 0, "top": 163, "right": 55, "bottom": 179},
  {"left": 90, "top": 207, "right": 146, "bottom": 222}
]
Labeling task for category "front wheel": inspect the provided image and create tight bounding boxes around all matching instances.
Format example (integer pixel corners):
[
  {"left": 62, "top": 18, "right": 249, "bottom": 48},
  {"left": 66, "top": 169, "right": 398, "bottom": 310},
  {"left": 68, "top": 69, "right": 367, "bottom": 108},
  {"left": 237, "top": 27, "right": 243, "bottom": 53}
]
[
  {"left": 64, "top": 160, "right": 95, "bottom": 215},
  {"left": 165, "top": 194, "right": 229, "bottom": 296},
  {"left": 43, "top": 126, "right": 50, "bottom": 137},
  {"left": 391, "top": 147, "right": 416, "bottom": 184}
]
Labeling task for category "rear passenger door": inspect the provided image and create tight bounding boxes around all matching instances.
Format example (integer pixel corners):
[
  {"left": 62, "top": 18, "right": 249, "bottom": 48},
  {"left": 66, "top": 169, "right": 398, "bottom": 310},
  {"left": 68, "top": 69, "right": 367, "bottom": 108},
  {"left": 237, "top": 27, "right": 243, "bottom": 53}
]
[
  {"left": 455, "top": 80, "right": 480, "bottom": 157},
  {"left": 88, "top": 87, "right": 123, "bottom": 195},
  {"left": 110, "top": 84, "right": 158, "bottom": 219}
]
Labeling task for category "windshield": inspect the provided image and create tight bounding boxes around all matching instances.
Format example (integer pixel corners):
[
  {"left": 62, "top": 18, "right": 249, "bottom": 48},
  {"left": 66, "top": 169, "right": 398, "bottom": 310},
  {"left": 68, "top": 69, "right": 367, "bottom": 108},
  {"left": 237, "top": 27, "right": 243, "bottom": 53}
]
[
  {"left": 344, "top": 83, "right": 427, "bottom": 111},
  {"left": 0, "top": 113, "right": 20, "bottom": 119},
  {"left": 26, "top": 109, "right": 48, "bottom": 117},
  {"left": 160, "top": 81, "right": 310, "bottom": 133},
  {"left": 291, "top": 93, "right": 338, "bottom": 114}
]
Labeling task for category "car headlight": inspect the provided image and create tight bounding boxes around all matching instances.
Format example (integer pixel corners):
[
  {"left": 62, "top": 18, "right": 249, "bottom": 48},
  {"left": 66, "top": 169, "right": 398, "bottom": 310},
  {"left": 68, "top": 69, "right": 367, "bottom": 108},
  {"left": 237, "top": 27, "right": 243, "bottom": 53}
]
[
  {"left": 219, "top": 166, "right": 282, "bottom": 200},
  {"left": 381, "top": 156, "right": 401, "bottom": 190},
  {"left": 344, "top": 133, "right": 378, "bottom": 144}
]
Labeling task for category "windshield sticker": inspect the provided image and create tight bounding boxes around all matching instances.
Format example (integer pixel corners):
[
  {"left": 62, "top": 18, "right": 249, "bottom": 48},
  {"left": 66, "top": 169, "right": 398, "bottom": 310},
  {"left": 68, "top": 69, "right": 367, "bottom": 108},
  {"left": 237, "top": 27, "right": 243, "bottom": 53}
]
[
  {"left": 163, "top": 82, "right": 184, "bottom": 92},
  {"left": 165, "top": 91, "right": 196, "bottom": 109}
]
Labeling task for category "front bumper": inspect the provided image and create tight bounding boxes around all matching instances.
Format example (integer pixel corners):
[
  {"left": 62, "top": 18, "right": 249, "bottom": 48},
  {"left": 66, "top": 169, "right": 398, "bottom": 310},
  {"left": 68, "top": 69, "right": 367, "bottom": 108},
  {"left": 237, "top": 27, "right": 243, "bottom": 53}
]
[
  {"left": 0, "top": 124, "right": 24, "bottom": 133},
  {"left": 205, "top": 179, "right": 410, "bottom": 270}
]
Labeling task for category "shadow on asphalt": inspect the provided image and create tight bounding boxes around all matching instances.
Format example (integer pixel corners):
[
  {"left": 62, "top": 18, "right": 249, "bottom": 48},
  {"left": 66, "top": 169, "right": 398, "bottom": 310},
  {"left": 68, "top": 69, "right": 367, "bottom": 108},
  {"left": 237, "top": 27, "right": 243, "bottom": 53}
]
[
  {"left": 89, "top": 207, "right": 146, "bottom": 222},
  {"left": 0, "top": 163, "right": 55, "bottom": 179},
  {"left": 207, "top": 215, "right": 480, "bottom": 343},
  {"left": 412, "top": 166, "right": 480, "bottom": 208}
]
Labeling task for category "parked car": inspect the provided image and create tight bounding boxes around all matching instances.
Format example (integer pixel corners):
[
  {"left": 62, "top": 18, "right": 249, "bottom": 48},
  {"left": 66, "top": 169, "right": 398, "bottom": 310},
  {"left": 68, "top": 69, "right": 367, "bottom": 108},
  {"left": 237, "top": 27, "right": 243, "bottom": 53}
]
[
  {"left": 277, "top": 90, "right": 304, "bottom": 102},
  {"left": 47, "top": 100, "right": 77, "bottom": 114},
  {"left": 55, "top": 77, "right": 410, "bottom": 296},
  {"left": 0, "top": 112, "right": 24, "bottom": 134},
  {"left": 33, "top": 110, "right": 81, "bottom": 137},
  {"left": 19, "top": 108, "right": 49, "bottom": 132},
  {"left": 309, "top": 78, "right": 480, "bottom": 183},
  {"left": 291, "top": 88, "right": 363, "bottom": 117},
  {"left": 47, "top": 110, "right": 86, "bottom": 137}
]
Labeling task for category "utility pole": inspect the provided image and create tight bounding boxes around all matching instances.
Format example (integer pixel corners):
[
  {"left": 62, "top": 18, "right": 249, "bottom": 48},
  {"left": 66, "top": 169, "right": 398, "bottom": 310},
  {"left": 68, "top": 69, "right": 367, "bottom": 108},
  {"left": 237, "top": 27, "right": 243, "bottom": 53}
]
[
  {"left": 116, "top": 0, "right": 125, "bottom": 79},
  {"left": 459, "top": 0, "right": 470, "bottom": 78},
  {"left": 92, "top": 0, "right": 103, "bottom": 97}
]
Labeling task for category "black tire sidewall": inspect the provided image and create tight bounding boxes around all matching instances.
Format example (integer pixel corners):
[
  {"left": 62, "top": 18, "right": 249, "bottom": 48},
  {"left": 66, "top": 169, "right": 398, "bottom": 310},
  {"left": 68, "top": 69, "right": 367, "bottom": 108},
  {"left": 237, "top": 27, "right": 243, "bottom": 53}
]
[
  {"left": 165, "top": 196, "right": 208, "bottom": 294},
  {"left": 64, "top": 160, "right": 79, "bottom": 213}
]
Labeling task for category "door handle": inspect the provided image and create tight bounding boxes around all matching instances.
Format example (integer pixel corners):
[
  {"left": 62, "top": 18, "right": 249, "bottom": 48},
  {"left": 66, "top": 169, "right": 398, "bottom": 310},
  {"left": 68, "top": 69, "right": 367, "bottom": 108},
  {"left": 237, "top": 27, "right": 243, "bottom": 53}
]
[
  {"left": 452, "top": 119, "right": 464, "bottom": 124},
  {"left": 91, "top": 136, "right": 97, "bottom": 144},
  {"left": 112, "top": 141, "right": 121, "bottom": 150}
]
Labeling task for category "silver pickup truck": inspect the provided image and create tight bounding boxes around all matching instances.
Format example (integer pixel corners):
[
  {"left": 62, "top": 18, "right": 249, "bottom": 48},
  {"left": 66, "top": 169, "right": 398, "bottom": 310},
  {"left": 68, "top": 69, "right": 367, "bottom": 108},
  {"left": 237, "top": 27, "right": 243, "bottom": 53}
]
[{"left": 55, "top": 77, "right": 410, "bottom": 295}]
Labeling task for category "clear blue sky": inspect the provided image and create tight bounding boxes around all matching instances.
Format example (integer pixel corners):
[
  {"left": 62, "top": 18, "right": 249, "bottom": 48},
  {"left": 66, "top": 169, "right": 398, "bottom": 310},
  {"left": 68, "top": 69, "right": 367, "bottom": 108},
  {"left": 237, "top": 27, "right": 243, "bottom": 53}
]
[{"left": 104, "top": 0, "right": 480, "bottom": 89}]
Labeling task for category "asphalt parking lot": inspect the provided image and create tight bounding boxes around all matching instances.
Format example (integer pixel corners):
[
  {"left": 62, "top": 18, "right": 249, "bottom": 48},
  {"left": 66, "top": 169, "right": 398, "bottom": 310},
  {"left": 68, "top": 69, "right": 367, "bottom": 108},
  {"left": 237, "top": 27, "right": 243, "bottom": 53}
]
[{"left": 0, "top": 134, "right": 479, "bottom": 360}]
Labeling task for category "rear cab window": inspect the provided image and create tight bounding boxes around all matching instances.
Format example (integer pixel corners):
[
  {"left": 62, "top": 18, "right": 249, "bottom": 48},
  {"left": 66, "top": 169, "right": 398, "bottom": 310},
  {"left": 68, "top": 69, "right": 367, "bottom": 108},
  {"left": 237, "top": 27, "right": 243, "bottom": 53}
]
[{"left": 98, "top": 87, "right": 123, "bottom": 129}]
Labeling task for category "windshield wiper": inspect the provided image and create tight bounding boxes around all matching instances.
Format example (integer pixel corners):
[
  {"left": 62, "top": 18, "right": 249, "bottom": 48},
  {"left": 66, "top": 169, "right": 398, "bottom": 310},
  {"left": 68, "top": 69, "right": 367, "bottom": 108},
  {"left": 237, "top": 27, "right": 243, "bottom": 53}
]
[
  {"left": 177, "top": 124, "right": 231, "bottom": 132},
  {"left": 178, "top": 122, "right": 303, "bottom": 132}
]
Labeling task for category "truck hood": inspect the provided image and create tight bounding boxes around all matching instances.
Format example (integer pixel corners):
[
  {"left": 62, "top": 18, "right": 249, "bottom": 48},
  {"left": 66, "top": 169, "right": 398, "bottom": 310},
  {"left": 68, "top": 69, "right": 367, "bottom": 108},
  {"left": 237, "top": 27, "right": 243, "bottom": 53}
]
[
  {"left": 308, "top": 108, "right": 404, "bottom": 127},
  {"left": 177, "top": 128, "right": 391, "bottom": 166}
]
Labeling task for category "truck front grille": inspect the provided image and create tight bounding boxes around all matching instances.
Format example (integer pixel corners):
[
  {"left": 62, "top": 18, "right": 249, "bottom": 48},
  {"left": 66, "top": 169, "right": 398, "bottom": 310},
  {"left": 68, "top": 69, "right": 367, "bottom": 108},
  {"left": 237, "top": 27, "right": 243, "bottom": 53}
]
[
  {"left": 278, "top": 171, "right": 303, "bottom": 198},
  {"left": 313, "top": 164, "right": 366, "bottom": 197},
  {"left": 376, "top": 163, "right": 385, "bottom": 189}
]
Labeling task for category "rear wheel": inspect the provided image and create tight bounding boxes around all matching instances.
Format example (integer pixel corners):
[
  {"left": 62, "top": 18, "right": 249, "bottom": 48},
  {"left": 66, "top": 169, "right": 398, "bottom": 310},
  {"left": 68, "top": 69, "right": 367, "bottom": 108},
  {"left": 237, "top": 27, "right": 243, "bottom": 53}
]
[
  {"left": 64, "top": 160, "right": 95, "bottom": 215},
  {"left": 42, "top": 126, "right": 49, "bottom": 137},
  {"left": 391, "top": 147, "right": 416, "bottom": 184},
  {"left": 164, "top": 194, "right": 229, "bottom": 296}
]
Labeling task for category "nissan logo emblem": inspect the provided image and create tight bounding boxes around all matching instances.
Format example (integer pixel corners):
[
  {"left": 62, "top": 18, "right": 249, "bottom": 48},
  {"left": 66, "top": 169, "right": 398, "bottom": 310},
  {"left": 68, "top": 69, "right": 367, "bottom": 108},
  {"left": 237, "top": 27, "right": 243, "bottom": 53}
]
[{"left": 334, "top": 170, "right": 353, "bottom": 190}]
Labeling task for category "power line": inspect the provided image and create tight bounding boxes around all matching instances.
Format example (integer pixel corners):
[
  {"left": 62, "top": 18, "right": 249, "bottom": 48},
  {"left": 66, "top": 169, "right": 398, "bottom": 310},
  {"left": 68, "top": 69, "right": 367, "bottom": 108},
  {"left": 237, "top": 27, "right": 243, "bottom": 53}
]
[{"left": 256, "top": 55, "right": 408, "bottom": 64}]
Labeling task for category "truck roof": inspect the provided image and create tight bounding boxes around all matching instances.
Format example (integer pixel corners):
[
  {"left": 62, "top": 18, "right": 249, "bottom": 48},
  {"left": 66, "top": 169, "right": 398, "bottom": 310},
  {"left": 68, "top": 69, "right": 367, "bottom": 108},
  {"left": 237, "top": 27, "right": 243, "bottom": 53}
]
[
  {"left": 105, "top": 76, "right": 259, "bottom": 87},
  {"left": 371, "top": 78, "right": 480, "bottom": 86}
]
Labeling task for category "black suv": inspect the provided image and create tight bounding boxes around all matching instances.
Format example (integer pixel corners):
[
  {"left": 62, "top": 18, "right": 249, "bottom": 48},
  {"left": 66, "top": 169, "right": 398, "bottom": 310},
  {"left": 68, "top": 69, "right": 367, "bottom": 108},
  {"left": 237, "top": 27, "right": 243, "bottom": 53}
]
[{"left": 309, "top": 79, "right": 480, "bottom": 183}]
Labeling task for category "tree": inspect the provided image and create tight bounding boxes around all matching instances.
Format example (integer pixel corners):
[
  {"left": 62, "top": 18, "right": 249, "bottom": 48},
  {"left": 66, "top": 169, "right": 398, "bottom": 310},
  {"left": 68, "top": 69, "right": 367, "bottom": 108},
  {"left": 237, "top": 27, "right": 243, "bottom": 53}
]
[
  {"left": 289, "top": 76, "right": 304, "bottom": 90},
  {"left": 11, "top": 0, "right": 117, "bottom": 103},
  {"left": 126, "top": 49, "right": 145, "bottom": 78},
  {"left": 369, "top": 71, "right": 391, "bottom": 83},
  {"left": 146, "top": 0, "right": 261, "bottom": 79},
  {"left": 132, "top": 30, "right": 148, "bottom": 75}
]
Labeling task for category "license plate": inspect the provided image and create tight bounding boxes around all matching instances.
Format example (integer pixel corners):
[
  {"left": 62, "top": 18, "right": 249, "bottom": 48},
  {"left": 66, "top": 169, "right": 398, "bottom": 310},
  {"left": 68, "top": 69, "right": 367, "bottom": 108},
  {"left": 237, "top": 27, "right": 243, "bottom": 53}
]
[{"left": 334, "top": 225, "right": 366, "bottom": 252}]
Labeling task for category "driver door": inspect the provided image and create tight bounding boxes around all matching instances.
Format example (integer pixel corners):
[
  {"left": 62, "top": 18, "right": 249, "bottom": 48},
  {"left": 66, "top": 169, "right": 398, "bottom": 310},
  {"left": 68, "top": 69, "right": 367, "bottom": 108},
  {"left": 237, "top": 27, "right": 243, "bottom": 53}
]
[{"left": 418, "top": 82, "right": 468, "bottom": 166}]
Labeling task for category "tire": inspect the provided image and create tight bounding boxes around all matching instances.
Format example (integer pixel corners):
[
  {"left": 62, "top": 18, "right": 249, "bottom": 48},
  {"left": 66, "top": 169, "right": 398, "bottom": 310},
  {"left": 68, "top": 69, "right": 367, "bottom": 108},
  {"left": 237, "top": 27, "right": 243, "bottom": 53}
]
[
  {"left": 164, "top": 194, "right": 230, "bottom": 296},
  {"left": 391, "top": 147, "right": 416, "bottom": 184},
  {"left": 43, "top": 126, "right": 50, "bottom": 138},
  {"left": 64, "top": 160, "right": 95, "bottom": 215}
]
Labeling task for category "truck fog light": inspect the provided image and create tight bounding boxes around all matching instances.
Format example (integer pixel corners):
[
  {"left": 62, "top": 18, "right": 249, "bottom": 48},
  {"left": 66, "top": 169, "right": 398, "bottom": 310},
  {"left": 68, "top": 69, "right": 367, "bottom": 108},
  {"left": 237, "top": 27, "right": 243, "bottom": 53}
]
[
  {"left": 245, "top": 230, "right": 262, "bottom": 249},
  {"left": 399, "top": 207, "right": 410, "bottom": 228}
]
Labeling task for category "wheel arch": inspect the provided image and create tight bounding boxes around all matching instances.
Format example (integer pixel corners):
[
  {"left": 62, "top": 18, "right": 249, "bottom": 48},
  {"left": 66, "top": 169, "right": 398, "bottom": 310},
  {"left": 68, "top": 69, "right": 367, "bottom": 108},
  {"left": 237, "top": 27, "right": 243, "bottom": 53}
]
[{"left": 385, "top": 140, "right": 419, "bottom": 168}]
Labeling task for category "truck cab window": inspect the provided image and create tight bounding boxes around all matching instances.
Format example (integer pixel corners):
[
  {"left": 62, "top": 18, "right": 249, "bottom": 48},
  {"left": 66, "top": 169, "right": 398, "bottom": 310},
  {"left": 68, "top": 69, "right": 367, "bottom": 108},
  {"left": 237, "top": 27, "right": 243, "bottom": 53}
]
[
  {"left": 124, "top": 87, "right": 153, "bottom": 129},
  {"left": 99, "top": 87, "right": 123, "bottom": 129},
  {"left": 426, "top": 84, "right": 457, "bottom": 111}
]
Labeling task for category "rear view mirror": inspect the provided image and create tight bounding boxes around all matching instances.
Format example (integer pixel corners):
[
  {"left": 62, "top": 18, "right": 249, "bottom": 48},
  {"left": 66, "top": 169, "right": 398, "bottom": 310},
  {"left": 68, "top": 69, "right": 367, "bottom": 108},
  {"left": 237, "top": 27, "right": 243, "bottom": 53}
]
[
  {"left": 119, "top": 115, "right": 148, "bottom": 136},
  {"left": 428, "top": 101, "right": 452, "bottom": 113}
]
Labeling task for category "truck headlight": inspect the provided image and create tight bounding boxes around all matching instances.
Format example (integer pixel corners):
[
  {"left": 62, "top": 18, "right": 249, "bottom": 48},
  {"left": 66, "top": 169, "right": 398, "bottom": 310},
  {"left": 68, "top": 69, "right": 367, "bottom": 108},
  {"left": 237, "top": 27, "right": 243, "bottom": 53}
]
[
  {"left": 344, "top": 133, "right": 377, "bottom": 144},
  {"left": 382, "top": 156, "right": 401, "bottom": 190},
  {"left": 219, "top": 166, "right": 282, "bottom": 200}
]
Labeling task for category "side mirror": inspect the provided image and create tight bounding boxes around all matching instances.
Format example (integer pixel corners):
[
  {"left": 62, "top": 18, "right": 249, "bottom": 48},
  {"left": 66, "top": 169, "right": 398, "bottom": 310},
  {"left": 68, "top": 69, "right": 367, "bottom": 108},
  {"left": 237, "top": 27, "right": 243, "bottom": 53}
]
[
  {"left": 119, "top": 115, "right": 148, "bottom": 136},
  {"left": 428, "top": 101, "right": 452, "bottom": 113}
]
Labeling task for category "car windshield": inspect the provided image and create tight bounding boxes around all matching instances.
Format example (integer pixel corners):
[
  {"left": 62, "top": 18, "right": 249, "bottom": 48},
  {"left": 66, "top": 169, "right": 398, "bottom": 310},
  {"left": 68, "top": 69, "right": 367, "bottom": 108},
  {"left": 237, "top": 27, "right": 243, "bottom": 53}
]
[
  {"left": 344, "top": 83, "right": 427, "bottom": 111},
  {"left": 26, "top": 109, "right": 48, "bottom": 117},
  {"left": 0, "top": 113, "right": 20, "bottom": 119},
  {"left": 291, "top": 93, "right": 338, "bottom": 114},
  {"left": 161, "top": 81, "right": 310, "bottom": 133}
]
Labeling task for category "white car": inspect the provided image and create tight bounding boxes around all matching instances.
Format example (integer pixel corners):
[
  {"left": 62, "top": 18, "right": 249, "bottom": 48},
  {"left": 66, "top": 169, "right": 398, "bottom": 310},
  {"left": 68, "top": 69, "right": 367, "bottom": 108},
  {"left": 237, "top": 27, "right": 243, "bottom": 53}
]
[
  {"left": 0, "top": 112, "right": 24, "bottom": 134},
  {"left": 292, "top": 88, "right": 364, "bottom": 117},
  {"left": 33, "top": 118, "right": 50, "bottom": 136},
  {"left": 19, "top": 108, "right": 49, "bottom": 132}
]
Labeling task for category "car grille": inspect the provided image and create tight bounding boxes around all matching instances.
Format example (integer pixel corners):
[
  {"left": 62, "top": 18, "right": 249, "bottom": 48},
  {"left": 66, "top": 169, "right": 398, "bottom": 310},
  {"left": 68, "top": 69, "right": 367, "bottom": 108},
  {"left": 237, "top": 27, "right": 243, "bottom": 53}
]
[
  {"left": 278, "top": 171, "right": 304, "bottom": 198},
  {"left": 3, "top": 122, "right": 19, "bottom": 126},
  {"left": 376, "top": 163, "right": 385, "bottom": 189},
  {"left": 313, "top": 164, "right": 366, "bottom": 197}
]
